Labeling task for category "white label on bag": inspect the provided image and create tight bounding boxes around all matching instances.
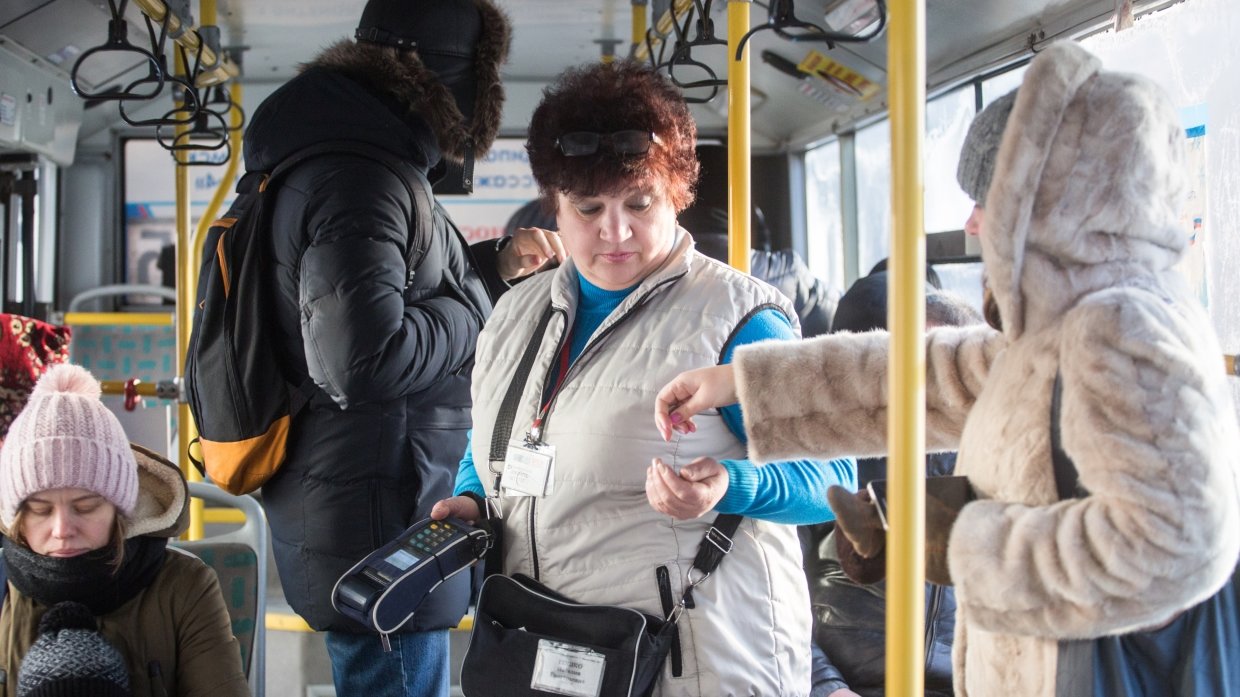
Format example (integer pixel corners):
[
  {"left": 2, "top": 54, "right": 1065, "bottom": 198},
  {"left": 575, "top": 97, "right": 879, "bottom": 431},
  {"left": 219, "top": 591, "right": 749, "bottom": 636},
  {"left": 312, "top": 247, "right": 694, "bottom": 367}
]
[{"left": 530, "top": 639, "right": 606, "bottom": 697}]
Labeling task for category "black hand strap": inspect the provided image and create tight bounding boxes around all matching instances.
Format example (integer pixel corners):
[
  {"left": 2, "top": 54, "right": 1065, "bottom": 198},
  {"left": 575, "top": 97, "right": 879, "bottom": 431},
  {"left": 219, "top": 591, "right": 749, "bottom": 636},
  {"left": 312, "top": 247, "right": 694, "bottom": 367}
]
[
  {"left": 489, "top": 306, "right": 555, "bottom": 465},
  {"left": 1050, "top": 371, "right": 1089, "bottom": 500}
]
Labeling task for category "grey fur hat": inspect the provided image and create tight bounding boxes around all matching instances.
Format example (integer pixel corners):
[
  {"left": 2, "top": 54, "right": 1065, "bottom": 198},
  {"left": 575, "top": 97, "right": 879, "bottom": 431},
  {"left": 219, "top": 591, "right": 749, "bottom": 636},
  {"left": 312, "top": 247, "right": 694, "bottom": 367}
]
[
  {"left": 18, "top": 602, "right": 131, "bottom": 697},
  {"left": 956, "top": 89, "right": 1018, "bottom": 204}
]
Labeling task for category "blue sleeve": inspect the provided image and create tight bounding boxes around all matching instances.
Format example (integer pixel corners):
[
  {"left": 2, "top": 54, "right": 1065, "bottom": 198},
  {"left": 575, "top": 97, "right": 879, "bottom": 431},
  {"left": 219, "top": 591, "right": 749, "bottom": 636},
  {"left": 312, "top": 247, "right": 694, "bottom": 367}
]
[
  {"left": 715, "top": 308, "right": 857, "bottom": 524},
  {"left": 454, "top": 429, "right": 485, "bottom": 497}
]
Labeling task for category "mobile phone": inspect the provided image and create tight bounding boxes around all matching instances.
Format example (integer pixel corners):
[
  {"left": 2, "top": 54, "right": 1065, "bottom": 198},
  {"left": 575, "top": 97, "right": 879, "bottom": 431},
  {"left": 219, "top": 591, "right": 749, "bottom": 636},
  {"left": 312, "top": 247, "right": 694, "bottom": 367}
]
[
  {"left": 866, "top": 480, "right": 890, "bottom": 530},
  {"left": 866, "top": 476, "right": 975, "bottom": 533}
]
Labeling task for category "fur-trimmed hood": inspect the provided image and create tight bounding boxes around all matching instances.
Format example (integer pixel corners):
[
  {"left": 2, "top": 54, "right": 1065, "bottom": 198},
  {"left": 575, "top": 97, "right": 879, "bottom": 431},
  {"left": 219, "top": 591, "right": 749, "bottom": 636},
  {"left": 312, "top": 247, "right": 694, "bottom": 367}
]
[
  {"left": 126, "top": 444, "right": 188, "bottom": 539},
  {"left": 304, "top": 0, "right": 509, "bottom": 163},
  {"left": 981, "top": 41, "right": 1189, "bottom": 339}
]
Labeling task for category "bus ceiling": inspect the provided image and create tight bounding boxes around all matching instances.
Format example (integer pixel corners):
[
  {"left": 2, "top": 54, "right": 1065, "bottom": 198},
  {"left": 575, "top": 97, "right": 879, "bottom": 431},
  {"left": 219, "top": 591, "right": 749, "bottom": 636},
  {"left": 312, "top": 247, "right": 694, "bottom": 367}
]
[{"left": 1, "top": 0, "right": 1185, "bottom": 158}]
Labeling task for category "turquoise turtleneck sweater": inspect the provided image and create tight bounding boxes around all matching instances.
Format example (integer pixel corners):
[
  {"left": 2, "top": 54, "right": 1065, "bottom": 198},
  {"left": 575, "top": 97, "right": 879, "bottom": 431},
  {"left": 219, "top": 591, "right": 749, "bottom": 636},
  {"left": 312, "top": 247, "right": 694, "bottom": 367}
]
[{"left": 455, "top": 269, "right": 856, "bottom": 524}]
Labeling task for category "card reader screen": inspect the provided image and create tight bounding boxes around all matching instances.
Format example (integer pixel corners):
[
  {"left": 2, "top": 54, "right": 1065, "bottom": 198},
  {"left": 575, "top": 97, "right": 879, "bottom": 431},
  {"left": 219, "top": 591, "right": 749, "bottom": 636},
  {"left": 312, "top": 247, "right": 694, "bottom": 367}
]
[{"left": 384, "top": 547, "right": 421, "bottom": 571}]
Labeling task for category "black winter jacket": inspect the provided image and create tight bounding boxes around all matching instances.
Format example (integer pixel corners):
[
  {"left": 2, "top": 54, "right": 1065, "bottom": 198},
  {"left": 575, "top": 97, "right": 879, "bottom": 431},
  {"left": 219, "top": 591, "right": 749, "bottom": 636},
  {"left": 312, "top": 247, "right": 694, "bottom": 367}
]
[
  {"left": 804, "top": 454, "right": 958, "bottom": 697},
  {"left": 245, "top": 65, "right": 504, "bottom": 632}
]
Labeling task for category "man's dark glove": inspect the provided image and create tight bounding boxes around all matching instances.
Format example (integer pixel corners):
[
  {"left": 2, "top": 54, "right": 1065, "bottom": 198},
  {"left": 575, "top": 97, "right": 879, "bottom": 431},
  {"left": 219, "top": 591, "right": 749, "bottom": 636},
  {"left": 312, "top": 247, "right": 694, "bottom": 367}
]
[
  {"left": 826, "top": 477, "right": 973, "bottom": 587},
  {"left": 827, "top": 486, "right": 886, "bottom": 584}
]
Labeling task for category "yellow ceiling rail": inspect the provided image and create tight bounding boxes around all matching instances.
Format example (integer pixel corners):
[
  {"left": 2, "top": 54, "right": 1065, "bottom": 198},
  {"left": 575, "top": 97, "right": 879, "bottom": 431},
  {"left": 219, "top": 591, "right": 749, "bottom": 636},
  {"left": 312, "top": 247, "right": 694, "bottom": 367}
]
[
  {"left": 885, "top": 0, "right": 928, "bottom": 695},
  {"left": 130, "top": 0, "right": 239, "bottom": 86},
  {"left": 634, "top": 0, "right": 696, "bottom": 61}
]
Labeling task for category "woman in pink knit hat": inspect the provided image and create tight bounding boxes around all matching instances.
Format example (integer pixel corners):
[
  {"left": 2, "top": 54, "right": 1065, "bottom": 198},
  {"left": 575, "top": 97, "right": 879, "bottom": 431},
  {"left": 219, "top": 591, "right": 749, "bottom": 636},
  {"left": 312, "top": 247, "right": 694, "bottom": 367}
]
[{"left": 0, "top": 364, "right": 248, "bottom": 697}]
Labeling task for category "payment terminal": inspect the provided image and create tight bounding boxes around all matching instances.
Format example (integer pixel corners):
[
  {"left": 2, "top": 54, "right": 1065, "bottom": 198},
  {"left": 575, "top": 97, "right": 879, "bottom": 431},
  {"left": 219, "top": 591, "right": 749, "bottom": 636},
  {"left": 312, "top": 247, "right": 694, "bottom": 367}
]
[{"left": 332, "top": 517, "right": 490, "bottom": 645}]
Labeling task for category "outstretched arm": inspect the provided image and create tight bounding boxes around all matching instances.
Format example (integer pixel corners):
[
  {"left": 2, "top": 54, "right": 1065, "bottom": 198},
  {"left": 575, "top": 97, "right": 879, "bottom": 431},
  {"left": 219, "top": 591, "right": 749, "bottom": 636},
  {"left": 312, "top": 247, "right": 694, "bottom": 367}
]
[{"left": 735, "top": 324, "right": 1001, "bottom": 463}]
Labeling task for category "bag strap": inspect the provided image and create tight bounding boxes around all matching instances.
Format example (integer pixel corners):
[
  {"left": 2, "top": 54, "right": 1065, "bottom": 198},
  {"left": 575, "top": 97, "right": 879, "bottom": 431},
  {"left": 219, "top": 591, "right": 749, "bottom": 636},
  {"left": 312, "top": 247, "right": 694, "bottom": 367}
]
[
  {"left": 1050, "top": 371, "right": 1089, "bottom": 500},
  {"left": 689, "top": 514, "right": 743, "bottom": 578},
  {"left": 0, "top": 551, "right": 7, "bottom": 604},
  {"left": 1051, "top": 373, "right": 1097, "bottom": 696},
  {"left": 262, "top": 140, "right": 435, "bottom": 273},
  {"left": 488, "top": 305, "right": 555, "bottom": 471}
]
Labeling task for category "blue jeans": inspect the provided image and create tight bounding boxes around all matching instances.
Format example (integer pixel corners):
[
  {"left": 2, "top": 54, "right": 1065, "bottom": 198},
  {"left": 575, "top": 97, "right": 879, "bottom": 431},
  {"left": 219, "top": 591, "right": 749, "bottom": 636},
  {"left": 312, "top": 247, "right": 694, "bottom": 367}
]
[{"left": 325, "top": 630, "right": 450, "bottom": 697}]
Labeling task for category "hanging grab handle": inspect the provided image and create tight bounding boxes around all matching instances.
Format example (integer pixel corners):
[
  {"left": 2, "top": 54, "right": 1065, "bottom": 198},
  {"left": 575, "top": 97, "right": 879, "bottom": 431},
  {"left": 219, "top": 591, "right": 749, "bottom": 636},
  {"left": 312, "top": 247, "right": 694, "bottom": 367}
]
[{"left": 70, "top": 0, "right": 165, "bottom": 101}]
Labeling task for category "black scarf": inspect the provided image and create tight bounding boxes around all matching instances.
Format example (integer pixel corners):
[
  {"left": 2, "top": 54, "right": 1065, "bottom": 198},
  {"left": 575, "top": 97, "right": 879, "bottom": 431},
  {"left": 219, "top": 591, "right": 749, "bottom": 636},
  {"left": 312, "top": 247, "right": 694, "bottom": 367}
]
[{"left": 3, "top": 535, "right": 167, "bottom": 615}]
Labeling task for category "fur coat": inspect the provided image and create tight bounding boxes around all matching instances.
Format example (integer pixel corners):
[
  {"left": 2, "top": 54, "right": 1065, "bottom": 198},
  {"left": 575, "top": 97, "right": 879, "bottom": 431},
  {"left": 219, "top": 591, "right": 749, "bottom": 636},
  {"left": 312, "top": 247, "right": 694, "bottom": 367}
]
[{"left": 732, "top": 41, "right": 1240, "bottom": 696}]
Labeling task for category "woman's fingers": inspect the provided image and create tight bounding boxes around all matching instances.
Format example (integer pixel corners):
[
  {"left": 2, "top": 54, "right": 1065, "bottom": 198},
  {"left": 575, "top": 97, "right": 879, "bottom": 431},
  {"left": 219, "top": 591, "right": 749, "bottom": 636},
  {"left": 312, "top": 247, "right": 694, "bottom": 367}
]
[
  {"left": 653, "top": 365, "right": 737, "bottom": 441},
  {"left": 645, "top": 458, "right": 726, "bottom": 520}
]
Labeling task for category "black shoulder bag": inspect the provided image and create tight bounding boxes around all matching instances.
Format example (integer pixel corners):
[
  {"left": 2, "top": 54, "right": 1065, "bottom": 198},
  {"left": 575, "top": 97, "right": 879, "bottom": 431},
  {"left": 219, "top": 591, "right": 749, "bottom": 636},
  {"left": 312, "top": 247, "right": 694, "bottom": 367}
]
[
  {"left": 460, "top": 306, "right": 741, "bottom": 697},
  {"left": 1051, "top": 373, "right": 1240, "bottom": 697}
]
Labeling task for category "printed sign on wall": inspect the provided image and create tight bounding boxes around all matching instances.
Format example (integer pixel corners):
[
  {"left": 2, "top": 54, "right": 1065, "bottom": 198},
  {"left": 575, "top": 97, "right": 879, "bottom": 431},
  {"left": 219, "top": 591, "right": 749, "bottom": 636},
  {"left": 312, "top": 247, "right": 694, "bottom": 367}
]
[{"left": 440, "top": 137, "right": 540, "bottom": 243}]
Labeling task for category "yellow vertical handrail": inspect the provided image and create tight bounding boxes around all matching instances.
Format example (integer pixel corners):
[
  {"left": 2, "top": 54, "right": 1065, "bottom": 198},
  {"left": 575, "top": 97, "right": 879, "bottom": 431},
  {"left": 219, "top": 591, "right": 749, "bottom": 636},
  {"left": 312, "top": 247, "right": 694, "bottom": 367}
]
[
  {"left": 631, "top": 1, "right": 648, "bottom": 51},
  {"left": 172, "top": 47, "right": 204, "bottom": 542},
  {"left": 727, "top": 0, "right": 751, "bottom": 273},
  {"left": 886, "top": 0, "right": 927, "bottom": 694}
]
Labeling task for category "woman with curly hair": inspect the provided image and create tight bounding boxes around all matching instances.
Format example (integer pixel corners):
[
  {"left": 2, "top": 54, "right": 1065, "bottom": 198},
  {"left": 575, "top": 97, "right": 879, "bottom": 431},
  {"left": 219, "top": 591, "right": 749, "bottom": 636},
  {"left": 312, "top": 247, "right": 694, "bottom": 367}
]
[{"left": 432, "top": 60, "right": 854, "bottom": 696}]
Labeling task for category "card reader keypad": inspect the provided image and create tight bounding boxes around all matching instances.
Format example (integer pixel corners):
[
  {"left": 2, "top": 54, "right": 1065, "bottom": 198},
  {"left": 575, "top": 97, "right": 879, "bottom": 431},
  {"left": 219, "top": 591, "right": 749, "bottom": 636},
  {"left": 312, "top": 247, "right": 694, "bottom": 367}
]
[{"left": 409, "top": 522, "right": 454, "bottom": 556}]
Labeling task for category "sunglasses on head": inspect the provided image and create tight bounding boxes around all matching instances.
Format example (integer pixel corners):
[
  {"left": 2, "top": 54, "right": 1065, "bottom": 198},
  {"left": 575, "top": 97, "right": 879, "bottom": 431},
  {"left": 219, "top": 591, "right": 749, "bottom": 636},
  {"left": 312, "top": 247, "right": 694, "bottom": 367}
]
[{"left": 555, "top": 130, "right": 662, "bottom": 157}]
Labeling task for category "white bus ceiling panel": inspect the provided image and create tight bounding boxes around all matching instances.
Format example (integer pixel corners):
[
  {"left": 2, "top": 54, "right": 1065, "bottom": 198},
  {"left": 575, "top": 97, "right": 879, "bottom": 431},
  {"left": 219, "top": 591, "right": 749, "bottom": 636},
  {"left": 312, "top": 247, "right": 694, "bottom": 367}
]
[
  {"left": 2, "top": 0, "right": 158, "bottom": 97},
  {"left": 0, "top": 38, "right": 83, "bottom": 165}
]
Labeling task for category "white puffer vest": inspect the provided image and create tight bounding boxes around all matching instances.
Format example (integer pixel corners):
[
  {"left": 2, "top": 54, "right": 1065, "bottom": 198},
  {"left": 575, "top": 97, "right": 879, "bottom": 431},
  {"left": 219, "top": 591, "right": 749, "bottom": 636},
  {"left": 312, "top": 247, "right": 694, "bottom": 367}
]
[{"left": 470, "top": 233, "right": 810, "bottom": 697}]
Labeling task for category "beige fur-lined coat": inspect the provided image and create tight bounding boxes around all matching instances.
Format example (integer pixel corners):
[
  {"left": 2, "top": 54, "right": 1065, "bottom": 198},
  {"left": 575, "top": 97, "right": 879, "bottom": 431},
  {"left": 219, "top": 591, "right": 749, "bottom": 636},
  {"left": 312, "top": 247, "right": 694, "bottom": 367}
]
[{"left": 732, "top": 42, "right": 1240, "bottom": 696}]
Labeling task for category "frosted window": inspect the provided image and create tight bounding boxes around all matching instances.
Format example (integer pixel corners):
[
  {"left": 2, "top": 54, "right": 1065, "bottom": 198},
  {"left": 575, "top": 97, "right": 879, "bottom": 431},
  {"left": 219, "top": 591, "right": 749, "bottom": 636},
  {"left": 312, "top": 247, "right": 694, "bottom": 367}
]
[
  {"left": 855, "top": 119, "right": 892, "bottom": 273},
  {"left": 804, "top": 140, "right": 843, "bottom": 284},
  {"left": 925, "top": 87, "right": 976, "bottom": 232}
]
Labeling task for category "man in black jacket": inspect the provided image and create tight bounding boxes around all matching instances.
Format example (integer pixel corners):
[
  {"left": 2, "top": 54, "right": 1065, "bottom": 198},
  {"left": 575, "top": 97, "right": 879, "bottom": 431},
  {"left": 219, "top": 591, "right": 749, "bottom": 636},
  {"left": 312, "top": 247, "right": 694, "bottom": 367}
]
[
  {"left": 803, "top": 274, "right": 982, "bottom": 697},
  {"left": 243, "top": 2, "right": 560, "bottom": 695}
]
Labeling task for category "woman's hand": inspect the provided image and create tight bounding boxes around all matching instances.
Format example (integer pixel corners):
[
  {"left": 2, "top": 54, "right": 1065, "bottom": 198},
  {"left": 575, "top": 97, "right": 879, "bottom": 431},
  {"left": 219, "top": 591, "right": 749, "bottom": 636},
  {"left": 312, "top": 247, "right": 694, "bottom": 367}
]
[
  {"left": 497, "top": 227, "right": 567, "bottom": 281},
  {"left": 645, "top": 457, "right": 729, "bottom": 520},
  {"left": 429, "top": 495, "right": 482, "bottom": 524},
  {"left": 653, "top": 365, "right": 738, "bottom": 441}
]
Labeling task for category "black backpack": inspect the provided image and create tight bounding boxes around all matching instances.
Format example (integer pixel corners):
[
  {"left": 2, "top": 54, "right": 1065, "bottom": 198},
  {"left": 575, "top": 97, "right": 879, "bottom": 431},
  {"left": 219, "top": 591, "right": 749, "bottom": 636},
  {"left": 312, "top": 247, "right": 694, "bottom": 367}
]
[{"left": 184, "top": 141, "right": 432, "bottom": 495}]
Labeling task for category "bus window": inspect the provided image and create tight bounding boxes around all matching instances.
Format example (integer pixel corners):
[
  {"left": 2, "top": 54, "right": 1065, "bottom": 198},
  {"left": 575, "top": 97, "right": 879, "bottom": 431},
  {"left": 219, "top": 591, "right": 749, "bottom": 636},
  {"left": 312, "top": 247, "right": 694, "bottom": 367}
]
[
  {"left": 855, "top": 118, "right": 891, "bottom": 273},
  {"left": 925, "top": 86, "right": 975, "bottom": 234},
  {"left": 804, "top": 139, "right": 843, "bottom": 285},
  {"left": 982, "top": 66, "right": 1026, "bottom": 105}
]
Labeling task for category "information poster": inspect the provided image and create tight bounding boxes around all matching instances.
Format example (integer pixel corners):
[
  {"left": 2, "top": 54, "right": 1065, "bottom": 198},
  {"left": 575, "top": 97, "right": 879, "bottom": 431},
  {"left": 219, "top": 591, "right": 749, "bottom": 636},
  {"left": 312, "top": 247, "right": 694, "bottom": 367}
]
[
  {"left": 1177, "top": 105, "right": 1209, "bottom": 309},
  {"left": 440, "top": 137, "right": 539, "bottom": 243}
]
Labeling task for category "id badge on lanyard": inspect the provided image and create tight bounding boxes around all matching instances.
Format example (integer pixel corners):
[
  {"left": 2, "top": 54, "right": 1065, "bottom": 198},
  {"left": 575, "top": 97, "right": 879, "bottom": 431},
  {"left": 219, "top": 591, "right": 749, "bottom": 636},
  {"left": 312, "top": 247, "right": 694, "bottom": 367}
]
[
  {"left": 502, "top": 436, "right": 556, "bottom": 497},
  {"left": 498, "top": 325, "right": 575, "bottom": 499}
]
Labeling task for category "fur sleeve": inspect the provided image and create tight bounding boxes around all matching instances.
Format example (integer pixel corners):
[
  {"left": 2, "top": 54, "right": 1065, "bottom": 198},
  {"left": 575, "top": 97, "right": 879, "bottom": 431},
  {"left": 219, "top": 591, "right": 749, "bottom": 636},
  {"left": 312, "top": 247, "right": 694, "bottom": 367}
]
[
  {"left": 949, "top": 288, "right": 1240, "bottom": 638},
  {"left": 733, "top": 324, "right": 1002, "bottom": 463}
]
